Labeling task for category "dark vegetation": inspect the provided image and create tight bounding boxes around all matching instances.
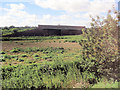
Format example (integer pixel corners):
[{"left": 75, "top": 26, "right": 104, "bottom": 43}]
[
  {"left": 1, "top": 25, "right": 35, "bottom": 36},
  {"left": 1, "top": 36, "right": 69, "bottom": 41}
]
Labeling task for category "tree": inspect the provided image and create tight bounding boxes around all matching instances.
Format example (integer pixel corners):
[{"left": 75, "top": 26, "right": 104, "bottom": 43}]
[
  {"left": 4, "top": 26, "right": 9, "bottom": 30},
  {"left": 9, "top": 25, "right": 15, "bottom": 29},
  {"left": 79, "top": 8, "right": 119, "bottom": 81}
]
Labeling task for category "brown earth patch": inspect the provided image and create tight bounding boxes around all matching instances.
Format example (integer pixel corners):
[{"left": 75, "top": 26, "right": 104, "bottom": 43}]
[{"left": 2, "top": 39, "right": 81, "bottom": 51}]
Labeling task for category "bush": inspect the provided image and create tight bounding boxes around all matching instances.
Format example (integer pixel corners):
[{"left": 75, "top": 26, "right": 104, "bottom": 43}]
[
  {"left": 0, "top": 51, "right": 5, "bottom": 54},
  {"left": 33, "top": 54, "right": 39, "bottom": 57},
  {"left": 3, "top": 55, "right": 11, "bottom": 59},
  {"left": 21, "top": 54, "right": 28, "bottom": 57},
  {"left": 59, "top": 41, "right": 61, "bottom": 43},
  {"left": 34, "top": 57, "right": 40, "bottom": 60},
  {"left": 64, "top": 40, "right": 68, "bottom": 43},
  {"left": 18, "top": 58, "right": 24, "bottom": 62},
  {"left": 0, "top": 58, "right": 6, "bottom": 62},
  {"left": 10, "top": 55, "right": 18, "bottom": 58},
  {"left": 79, "top": 8, "right": 119, "bottom": 81},
  {"left": 10, "top": 48, "right": 23, "bottom": 53}
]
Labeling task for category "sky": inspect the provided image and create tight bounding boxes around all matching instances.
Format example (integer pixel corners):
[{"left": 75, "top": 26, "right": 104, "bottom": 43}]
[{"left": 0, "top": 0, "right": 119, "bottom": 27}]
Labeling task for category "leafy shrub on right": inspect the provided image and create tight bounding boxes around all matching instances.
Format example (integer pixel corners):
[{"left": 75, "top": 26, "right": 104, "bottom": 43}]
[{"left": 79, "top": 8, "right": 119, "bottom": 81}]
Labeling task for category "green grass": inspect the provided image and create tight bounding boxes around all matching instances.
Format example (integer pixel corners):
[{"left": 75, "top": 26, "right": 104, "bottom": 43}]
[
  {"left": 92, "top": 81, "right": 119, "bottom": 88},
  {"left": 2, "top": 59, "right": 98, "bottom": 88},
  {"left": 2, "top": 35, "right": 84, "bottom": 41}
]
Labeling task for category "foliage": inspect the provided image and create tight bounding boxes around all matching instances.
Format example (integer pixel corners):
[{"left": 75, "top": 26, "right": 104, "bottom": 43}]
[
  {"left": 10, "top": 48, "right": 23, "bottom": 53},
  {"left": 21, "top": 54, "right": 28, "bottom": 57},
  {"left": 2, "top": 59, "right": 99, "bottom": 88},
  {"left": 92, "top": 80, "right": 119, "bottom": 88},
  {"left": 0, "top": 51, "right": 6, "bottom": 54},
  {"left": 18, "top": 58, "right": 24, "bottom": 62},
  {"left": 2, "top": 27, "right": 35, "bottom": 36},
  {"left": 79, "top": 8, "right": 119, "bottom": 80}
]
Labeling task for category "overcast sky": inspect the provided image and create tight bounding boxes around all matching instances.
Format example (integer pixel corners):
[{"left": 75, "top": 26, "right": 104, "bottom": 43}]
[{"left": 0, "top": 0, "right": 119, "bottom": 27}]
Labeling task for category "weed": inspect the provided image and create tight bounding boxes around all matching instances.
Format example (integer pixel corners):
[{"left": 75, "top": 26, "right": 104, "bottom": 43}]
[
  {"left": 59, "top": 41, "right": 61, "bottom": 43},
  {"left": 0, "top": 51, "right": 6, "bottom": 54},
  {"left": 33, "top": 54, "right": 39, "bottom": 57},
  {"left": 34, "top": 57, "right": 40, "bottom": 60},
  {"left": 64, "top": 40, "right": 67, "bottom": 43},
  {"left": 21, "top": 54, "right": 28, "bottom": 57},
  {"left": 11, "top": 55, "right": 18, "bottom": 58},
  {"left": 20, "top": 43, "right": 23, "bottom": 45},
  {"left": 10, "top": 48, "right": 23, "bottom": 53},
  {"left": 18, "top": 58, "right": 24, "bottom": 62}
]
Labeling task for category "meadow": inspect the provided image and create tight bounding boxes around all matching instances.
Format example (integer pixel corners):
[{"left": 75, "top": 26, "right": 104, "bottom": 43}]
[{"left": 1, "top": 35, "right": 119, "bottom": 88}]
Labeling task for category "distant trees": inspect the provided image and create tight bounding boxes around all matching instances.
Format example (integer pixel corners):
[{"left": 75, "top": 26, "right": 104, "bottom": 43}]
[
  {"left": 3, "top": 26, "right": 9, "bottom": 30},
  {"left": 9, "top": 25, "right": 15, "bottom": 29}
]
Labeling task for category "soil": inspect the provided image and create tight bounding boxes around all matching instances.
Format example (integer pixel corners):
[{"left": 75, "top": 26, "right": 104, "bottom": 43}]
[{"left": 2, "top": 39, "right": 81, "bottom": 51}]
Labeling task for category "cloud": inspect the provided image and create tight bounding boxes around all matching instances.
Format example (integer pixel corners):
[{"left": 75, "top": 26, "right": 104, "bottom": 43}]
[
  {"left": 0, "top": 3, "right": 37, "bottom": 27},
  {"left": 34, "top": 0, "right": 116, "bottom": 27},
  {"left": 34, "top": 0, "right": 116, "bottom": 14},
  {"left": 0, "top": 0, "right": 117, "bottom": 27},
  {"left": 9, "top": 3, "right": 25, "bottom": 10},
  {"left": 34, "top": 0, "right": 90, "bottom": 12},
  {"left": 36, "top": 13, "right": 90, "bottom": 27}
]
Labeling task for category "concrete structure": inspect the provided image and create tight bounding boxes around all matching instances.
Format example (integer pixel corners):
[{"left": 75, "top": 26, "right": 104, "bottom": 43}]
[
  {"left": 3, "top": 25, "right": 86, "bottom": 37},
  {"left": 37, "top": 25, "right": 85, "bottom": 36}
]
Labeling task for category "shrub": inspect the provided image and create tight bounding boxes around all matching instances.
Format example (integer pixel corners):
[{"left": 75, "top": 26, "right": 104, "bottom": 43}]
[
  {"left": 71, "top": 40, "right": 77, "bottom": 43},
  {"left": 64, "top": 40, "right": 68, "bottom": 43},
  {"left": 10, "top": 48, "right": 23, "bottom": 53},
  {"left": 0, "top": 57, "right": 6, "bottom": 62},
  {"left": 21, "top": 54, "right": 28, "bottom": 57},
  {"left": 79, "top": 8, "right": 119, "bottom": 80},
  {"left": 59, "top": 41, "right": 61, "bottom": 43},
  {"left": 34, "top": 57, "right": 40, "bottom": 60},
  {"left": 3, "top": 55, "right": 11, "bottom": 59},
  {"left": 20, "top": 43, "right": 23, "bottom": 45},
  {"left": 41, "top": 56, "right": 52, "bottom": 60},
  {"left": 18, "top": 58, "right": 24, "bottom": 62},
  {"left": 33, "top": 54, "right": 39, "bottom": 57},
  {"left": 0, "top": 51, "right": 5, "bottom": 54},
  {"left": 11, "top": 55, "right": 18, "bottom": 58}
]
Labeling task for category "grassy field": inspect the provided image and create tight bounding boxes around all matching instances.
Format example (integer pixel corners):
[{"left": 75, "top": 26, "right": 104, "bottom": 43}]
[
  {"left": 1, "top": 35, "right": 119, "bottom": 88},
  {"left": 1, "top": 35, "right": 83, "bottom": 66}
]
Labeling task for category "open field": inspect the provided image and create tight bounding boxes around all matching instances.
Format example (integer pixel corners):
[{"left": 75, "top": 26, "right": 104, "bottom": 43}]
[
  {"left": 1, "top": 35, "right": 83, "bottom": 66},
  {"left": 1, "top": 35, "right": 119, "bottom": 88}
]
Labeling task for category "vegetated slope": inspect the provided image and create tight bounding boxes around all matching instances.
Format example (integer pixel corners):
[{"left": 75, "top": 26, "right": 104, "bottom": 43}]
[{"left": 2, "top": 27, "right": 35, "bottom": 36}]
